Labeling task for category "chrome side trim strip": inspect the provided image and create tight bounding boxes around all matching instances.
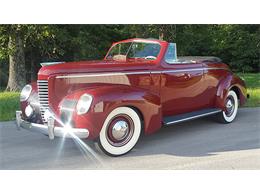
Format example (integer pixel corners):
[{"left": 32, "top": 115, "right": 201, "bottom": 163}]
[
  {"left": 56, "top": 71, "right": 150, "bottom": 78},
  {"left": 162, "top": 68, "right": 204, "bottom": 73},
  {"left": 165, "top": 110, "right": 222, "bottom": 125},
  {"left": 206, "top": 67, "right": 228, "bottom": 71},
  {"left": 56, "top": 67, "right": 228, "bottom": 79},
  {"left": 162, "top": 67, "right": 228, "bottom": 74}
]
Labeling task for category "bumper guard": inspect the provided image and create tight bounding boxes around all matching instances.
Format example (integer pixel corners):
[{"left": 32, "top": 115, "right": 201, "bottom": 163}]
[{"left": 16, "top": 111, "right": 89, "bottom": 139}]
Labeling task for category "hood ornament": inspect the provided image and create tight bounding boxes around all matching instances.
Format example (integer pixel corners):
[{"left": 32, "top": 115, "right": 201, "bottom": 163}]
[{"left": 40, "top": 62, "right": 65, "bottom": 67}]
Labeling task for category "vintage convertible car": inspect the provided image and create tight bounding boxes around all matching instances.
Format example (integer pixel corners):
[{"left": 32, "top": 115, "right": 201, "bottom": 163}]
[{"left": 16, "top": 38, "right": 248, "bottom": 156}]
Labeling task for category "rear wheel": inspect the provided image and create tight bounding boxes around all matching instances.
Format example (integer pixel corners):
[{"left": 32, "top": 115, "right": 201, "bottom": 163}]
[
  {"left": 98, "top": 107, "right": 142, "bottom": 156},
  {"left": 217, "top": 90, "right": 238, "bottom": 123}
]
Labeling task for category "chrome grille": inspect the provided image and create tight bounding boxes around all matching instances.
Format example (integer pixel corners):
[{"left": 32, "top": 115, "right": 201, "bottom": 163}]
[{"left": 37, "top": 80, "right": 49, "bottom": 123}]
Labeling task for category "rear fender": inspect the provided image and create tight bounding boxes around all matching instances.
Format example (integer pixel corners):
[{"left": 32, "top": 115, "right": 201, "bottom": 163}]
[{"left": 216, "top": 73, "right": 247, "bottom": 109}]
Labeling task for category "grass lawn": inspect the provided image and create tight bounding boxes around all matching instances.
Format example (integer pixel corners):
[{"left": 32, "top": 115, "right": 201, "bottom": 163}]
[
  {"left": 237, "top": 73, "right": 260, "bottom": 107},
  {"left": 0, "top": 91, "right": 20, "bottom": 121},
  {"left": 0, "top": 73, "right": 259, "bottom": 121}
]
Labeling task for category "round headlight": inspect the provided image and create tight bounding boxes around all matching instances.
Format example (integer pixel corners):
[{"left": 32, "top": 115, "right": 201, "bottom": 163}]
[
  {"left": 25, "top": 105, "right": 34, "bottom": 118},
  {"left": 20, "top": 84, "right": 32, "bottom": 101},
  {"left": 76, "top": 94, "right": 93, "bottom": 115}
]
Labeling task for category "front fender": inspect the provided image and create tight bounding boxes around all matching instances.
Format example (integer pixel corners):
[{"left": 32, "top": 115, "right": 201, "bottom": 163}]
[{"left": 59, "top": 85, "right": 162, "bottom": 139}]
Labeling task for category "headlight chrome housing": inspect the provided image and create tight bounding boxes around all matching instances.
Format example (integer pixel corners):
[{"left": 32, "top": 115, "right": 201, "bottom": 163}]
[
  {"left": 76, "top": 94, "right": 93, "bottom": 115},
  {"left": 20, "top": 84, "right": 32, "bottom": 102}
]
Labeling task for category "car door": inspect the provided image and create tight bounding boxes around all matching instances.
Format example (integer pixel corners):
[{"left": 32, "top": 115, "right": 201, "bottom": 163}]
[{"left": 161, "top": 43, "right": 207, "bottom": 116}]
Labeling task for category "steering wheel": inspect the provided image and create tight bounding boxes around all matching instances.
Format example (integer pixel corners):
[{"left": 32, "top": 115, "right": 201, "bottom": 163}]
[{"left": 145, "top": 56, "right": 157, "bottom": 60}]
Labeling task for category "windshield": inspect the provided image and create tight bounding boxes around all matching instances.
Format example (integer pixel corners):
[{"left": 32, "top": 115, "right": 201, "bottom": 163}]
[{"left": 106, "top": 41, "right": 161, "bottom": 61}]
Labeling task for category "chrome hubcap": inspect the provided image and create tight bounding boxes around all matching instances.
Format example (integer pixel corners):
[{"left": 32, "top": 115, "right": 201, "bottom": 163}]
[
  {"left": 225, "top": 97, "right": 235, "bottom": 117},
  {"left": 111, "top": 120, "right": 129, "bottom": 140},
  {"left": 106, "top": 115, "right": 134, "bottom": 147},
  {"left": 226, "top": 100, "right": 233, "bottom": 109}
]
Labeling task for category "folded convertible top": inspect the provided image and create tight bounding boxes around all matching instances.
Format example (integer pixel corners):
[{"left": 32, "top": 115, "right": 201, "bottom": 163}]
[{"left": 178, "top": 56, "right": 222, "bottom": 63}]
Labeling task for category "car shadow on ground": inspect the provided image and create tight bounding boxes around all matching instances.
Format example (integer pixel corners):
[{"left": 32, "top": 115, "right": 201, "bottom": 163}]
[{"left": 119, "top": 109, "right": 260, "bottom": 158}]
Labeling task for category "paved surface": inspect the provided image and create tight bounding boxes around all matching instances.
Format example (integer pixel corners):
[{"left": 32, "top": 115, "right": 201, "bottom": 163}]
[{"left": 0, "top": 108, "right": 259, "bottom": 170}]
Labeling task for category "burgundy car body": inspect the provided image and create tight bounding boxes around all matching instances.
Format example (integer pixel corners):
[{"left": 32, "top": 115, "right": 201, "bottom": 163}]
[{"left": 18, "top": 38, "right": 247, "bottom": 140}]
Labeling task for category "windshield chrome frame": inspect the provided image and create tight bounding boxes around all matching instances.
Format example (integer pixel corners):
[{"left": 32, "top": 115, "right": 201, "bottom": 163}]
[{"left": 105, "top": 40, "right": 161, "bottom": 60}]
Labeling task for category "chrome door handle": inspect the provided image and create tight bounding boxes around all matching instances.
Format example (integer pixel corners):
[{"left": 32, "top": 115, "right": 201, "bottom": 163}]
[{"left": 184, "top": 73, "right": 191, "bottom": 79}]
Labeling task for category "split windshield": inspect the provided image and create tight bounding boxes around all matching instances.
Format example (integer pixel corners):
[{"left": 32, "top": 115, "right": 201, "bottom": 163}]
[{"left": 106, "top": 41, "right": 161, "bottom": 61}]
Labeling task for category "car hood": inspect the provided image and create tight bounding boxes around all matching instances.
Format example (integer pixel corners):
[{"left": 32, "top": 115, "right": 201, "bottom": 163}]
[{"left": 38, "top": 59, "right": 157, "bottom": 80}]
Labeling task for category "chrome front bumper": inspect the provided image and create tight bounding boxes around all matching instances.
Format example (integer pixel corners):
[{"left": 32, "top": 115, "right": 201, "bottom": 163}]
[{"left": 16, "top": 111, "right": 89, "bottom": 139}]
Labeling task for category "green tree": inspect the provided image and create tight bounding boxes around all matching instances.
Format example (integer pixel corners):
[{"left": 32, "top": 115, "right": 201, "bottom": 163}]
[
  {"left": 0, "top": 25, "right": 26, "bottom": 91},
  {"left": 0, "top": 25, "right": 69, "bottom": 90},
  {"left": 124, "top": 24, "right": 259, "bottom": 72},
  {"left": 1, "top": 24, "right": 259, "bottom": 91}
]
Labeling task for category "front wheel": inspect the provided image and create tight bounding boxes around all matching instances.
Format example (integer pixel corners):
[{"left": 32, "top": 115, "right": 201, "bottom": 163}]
[
  {"left": 98, "top": 107, "right": 142, "bottom": 156},
  {"left": 217, "top": 90, "right": 239, "bottom": 123}
]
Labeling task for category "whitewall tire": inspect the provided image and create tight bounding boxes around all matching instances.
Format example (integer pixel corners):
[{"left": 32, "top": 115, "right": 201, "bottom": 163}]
[
  {"left": 217, "top": 90, "right": 239, "bottom": 123},
  {"left": 98, "top": 107, "right": 142, "bottom": 156}
]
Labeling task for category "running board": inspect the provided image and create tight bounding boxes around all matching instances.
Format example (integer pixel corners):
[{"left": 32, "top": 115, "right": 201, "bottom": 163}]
[{"left": 163, "top": 108, "right": 222, "bottom": 125}]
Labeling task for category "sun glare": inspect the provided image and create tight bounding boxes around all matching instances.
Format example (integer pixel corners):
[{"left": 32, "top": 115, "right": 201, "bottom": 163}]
[{"left": 50, "top": 112, "right": 105, "bottom": 167}]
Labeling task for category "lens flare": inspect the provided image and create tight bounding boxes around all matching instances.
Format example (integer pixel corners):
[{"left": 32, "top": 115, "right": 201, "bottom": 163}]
[{"left": 49, "top": 111, "right": 105, "bottom": 167}]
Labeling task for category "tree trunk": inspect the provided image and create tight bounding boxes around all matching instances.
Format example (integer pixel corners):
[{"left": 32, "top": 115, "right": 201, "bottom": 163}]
[
  {"left": 30, "top": 51, "right": 38, "bottom": 82},
  {"left": 159, "top": 32, "right": 164, "bottom": 40},
  {"left": 6, "top": 32, "right": 26, "bottom": 91},
  {"left": 159, "top": 25, "right": 166, "bottom": 40}
]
